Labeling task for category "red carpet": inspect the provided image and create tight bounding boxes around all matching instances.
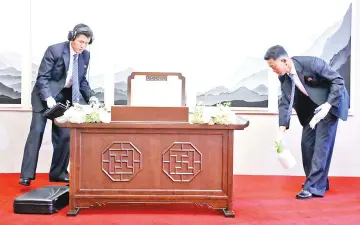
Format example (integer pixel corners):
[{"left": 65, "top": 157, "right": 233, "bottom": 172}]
[{"left": 1, "top": 174, "right": 360, "bottom": 225}]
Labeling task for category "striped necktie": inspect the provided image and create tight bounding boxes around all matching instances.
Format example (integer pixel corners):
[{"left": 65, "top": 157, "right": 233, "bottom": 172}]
[
  {"left": 287, "top": 73, "right": 295, "bottom": 123},
  {"left": 72, "top": 54, "right": 80, "bottom": 104}
]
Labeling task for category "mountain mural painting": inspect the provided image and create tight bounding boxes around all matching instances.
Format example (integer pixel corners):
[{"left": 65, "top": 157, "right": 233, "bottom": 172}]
[
  {"left": 325, "top": 3, "right": 352, "bottom": 97},
  {"left": 276, "top": 3, "right": 351, "bottom": 100},
  {"left": 196, "top": 60, "right": 269, "bottom": 108},
  {"left": 87, "top": 73, "right": 104, "bottom": 104},
  {"left": 198, "top": 3, "right": 352, "bottom": 109},
  {"left": 0, "top": 53, "right": 22, "bottom": 104},
  {"left": 113, "top": 67, "right": 134, "bottom": 105},
  {"left": 85, "top": 67, "right": 134, "bottom": 105}
]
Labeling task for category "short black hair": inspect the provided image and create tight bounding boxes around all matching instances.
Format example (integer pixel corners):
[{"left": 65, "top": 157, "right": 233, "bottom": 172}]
[
  {"left": 264, "top": 45, "right": 288, "bottom": 60},
  {"left": 73, "top": 23, "right": 93, "bottom": 40}
]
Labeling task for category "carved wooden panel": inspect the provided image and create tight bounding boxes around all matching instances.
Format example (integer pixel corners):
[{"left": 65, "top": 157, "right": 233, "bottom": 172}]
[
  {"left": 102, "top": 141, "right": 142, "bottom": 182},
  {"left": 162, "top": 142, "right": 202, "bottom": 182}
]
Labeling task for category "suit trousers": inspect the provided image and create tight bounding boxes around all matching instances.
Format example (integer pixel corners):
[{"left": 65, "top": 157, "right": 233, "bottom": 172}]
[
  {"left": 20, "top": 88, "right": 72, "bottom": 179},
  {"left": 301, "top": 112, "right": 339, "bottom": 196}
]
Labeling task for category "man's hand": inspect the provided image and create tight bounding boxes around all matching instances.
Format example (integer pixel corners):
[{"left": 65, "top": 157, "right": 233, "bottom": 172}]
[
  {"left": 46, "top": 96, "right": 56, "bottom": 108},
  {"left": 89, "top": 96, "right": 99, "bottom": 104},
  {"left": 309, "top": 102, "right": 332, "bottom": 129}
]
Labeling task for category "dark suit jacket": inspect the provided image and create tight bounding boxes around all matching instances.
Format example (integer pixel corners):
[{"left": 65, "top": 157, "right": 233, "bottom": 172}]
[
  {"left": 31, "top": 41, "right": 92, "bottom": 112},
  {"left": 279, "top": 56, "right": 350, "bottom": 128}
]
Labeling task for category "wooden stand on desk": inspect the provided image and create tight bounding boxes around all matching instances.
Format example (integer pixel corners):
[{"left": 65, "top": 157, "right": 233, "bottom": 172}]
[{"left": 56, "top": 106, "right": 249, "bottom": 217}]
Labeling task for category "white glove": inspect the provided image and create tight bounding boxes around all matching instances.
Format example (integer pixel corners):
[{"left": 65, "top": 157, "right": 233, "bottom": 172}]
[
  {"left": 46, "top": 96, "right": 56, "bottom": 108},
  {"left": 89, "top": 96, "right": 99, "bottom": 104},
  {"left": 309, "top": 102, "right": 332, "bottom": 129}
]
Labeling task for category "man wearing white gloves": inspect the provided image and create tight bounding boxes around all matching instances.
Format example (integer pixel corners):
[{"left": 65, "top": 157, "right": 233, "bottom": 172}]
[
  {"left": 19, "top": 24, "right": 94, "bottom": 186},
  {"left": 264, "top": 45, "right": 350, "bottom": 199}
]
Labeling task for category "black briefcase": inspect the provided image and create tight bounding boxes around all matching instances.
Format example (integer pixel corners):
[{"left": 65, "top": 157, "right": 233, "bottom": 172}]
[
  {"left": 43, "top": 101, "right": 70, "bottom": 120},
  {"left": 13, "top": 186, "right": 69, "bottom": 214}
]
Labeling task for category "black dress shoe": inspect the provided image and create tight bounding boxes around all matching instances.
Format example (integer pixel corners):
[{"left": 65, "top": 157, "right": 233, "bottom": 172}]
[
  {"left": 49, "top": 177, "right": 69, "bottom": 183},
  {"left": 296, "top": 190, "right": 312, "bottom": 199},
  {"left": 19, "top": 178, "right": 31, "bottom": 186},
  {"left": 49, "top": 175, "right": 69, "bottom": 183}
]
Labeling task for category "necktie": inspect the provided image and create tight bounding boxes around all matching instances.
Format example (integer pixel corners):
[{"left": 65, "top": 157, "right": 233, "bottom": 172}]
[
  {"left": 287, "top": 73, "right": 295, "bottom": 123},
  {"left": 72, "top": 54, "right": 80, "bottom": 104}
]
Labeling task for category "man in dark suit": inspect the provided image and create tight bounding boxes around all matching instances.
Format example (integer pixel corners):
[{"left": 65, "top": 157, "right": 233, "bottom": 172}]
[
  {"left": 19, "top": 23, "right": 94, "bottom": 186},
  {"left": 264, "top": 45, "right": 350, "bottom": 199}
]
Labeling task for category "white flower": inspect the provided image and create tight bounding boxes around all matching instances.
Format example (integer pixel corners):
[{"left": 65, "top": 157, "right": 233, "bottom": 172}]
[
  {"left": 64, "top": 107, "right": 85, "bottom": 123},
  {"left": 59, "top": 101, "right": 110, "bottom": 124},
  {"left": 82, "top": 105, "right": 93, "bottom": 114},
  {"left": 99, "top": 110, "right": 111, "bottom": 123},
  {"left": 55, "top": 115, "right": 69, "bottom": 123},
  {"left": 191, "top": 105, "right": 206, "bottom": 124},
  {"left": 190, "top": 102, "right": 234, "bottom": 125},
  {"left": 92, "top": 103, "right": 100, "bottom": 110},
  {"left": 69, "top": 113, "right": 85, "bottom": 123}
]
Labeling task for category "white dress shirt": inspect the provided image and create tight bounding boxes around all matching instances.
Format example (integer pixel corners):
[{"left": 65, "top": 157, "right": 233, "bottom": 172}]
[
  {"left": 64, "top": 43, "right": 78, "bottom": 88},
  {"left": 290, "top": 62, "right": 308, "bottom": 96}
]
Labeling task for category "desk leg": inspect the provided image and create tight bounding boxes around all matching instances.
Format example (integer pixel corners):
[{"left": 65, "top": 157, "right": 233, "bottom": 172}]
[
  {"left": 223, "top": 131, "right": 235, "bottom": 218},
  {"left": 67, "top": 207, "right": 80, "bottom": 216},
  {"left": 222, "top": 207, "right": 235, "bottom": 218},
  {"left": 67, "top": 195, "right": 79, "bottom": 216},
  {"left": 67, "top": 129, "right": 80, "bottom": 216}
]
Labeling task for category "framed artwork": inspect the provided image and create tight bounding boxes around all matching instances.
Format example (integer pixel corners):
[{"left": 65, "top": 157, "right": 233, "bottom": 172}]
[
  {"left": 4, "top": 0, "right": 355, "bottom": 112},
  {"left": 274, "top": 2, "right": 353, "bottom": 114},
  {"left": 0, "top": 0, "right": 29, "bottom": 106}
]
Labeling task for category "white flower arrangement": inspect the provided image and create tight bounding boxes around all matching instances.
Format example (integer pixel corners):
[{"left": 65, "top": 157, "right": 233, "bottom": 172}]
[
  {"left": 191, "top": 102, "right": 235, "bottom": 125},
  {"left": 55, "top": 97, "right": 111, "bottom": 124},
  {"left": 191, "top": 104, "right": 206, "bottom": 124}
]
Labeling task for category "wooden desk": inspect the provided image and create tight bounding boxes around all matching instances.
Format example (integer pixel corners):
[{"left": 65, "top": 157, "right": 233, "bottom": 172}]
[{"left": 56, "top": 121, "right": 249, "bottom": 217}]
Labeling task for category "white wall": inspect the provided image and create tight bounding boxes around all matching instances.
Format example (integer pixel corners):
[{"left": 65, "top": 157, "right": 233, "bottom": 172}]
[{"left": 0, "top": 1, "right": 359, "bottom": 176}]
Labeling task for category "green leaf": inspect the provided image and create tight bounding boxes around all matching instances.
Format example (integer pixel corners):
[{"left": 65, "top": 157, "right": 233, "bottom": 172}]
[{"left": 275, "top": 141, "right": 283, "bottom": 153}]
